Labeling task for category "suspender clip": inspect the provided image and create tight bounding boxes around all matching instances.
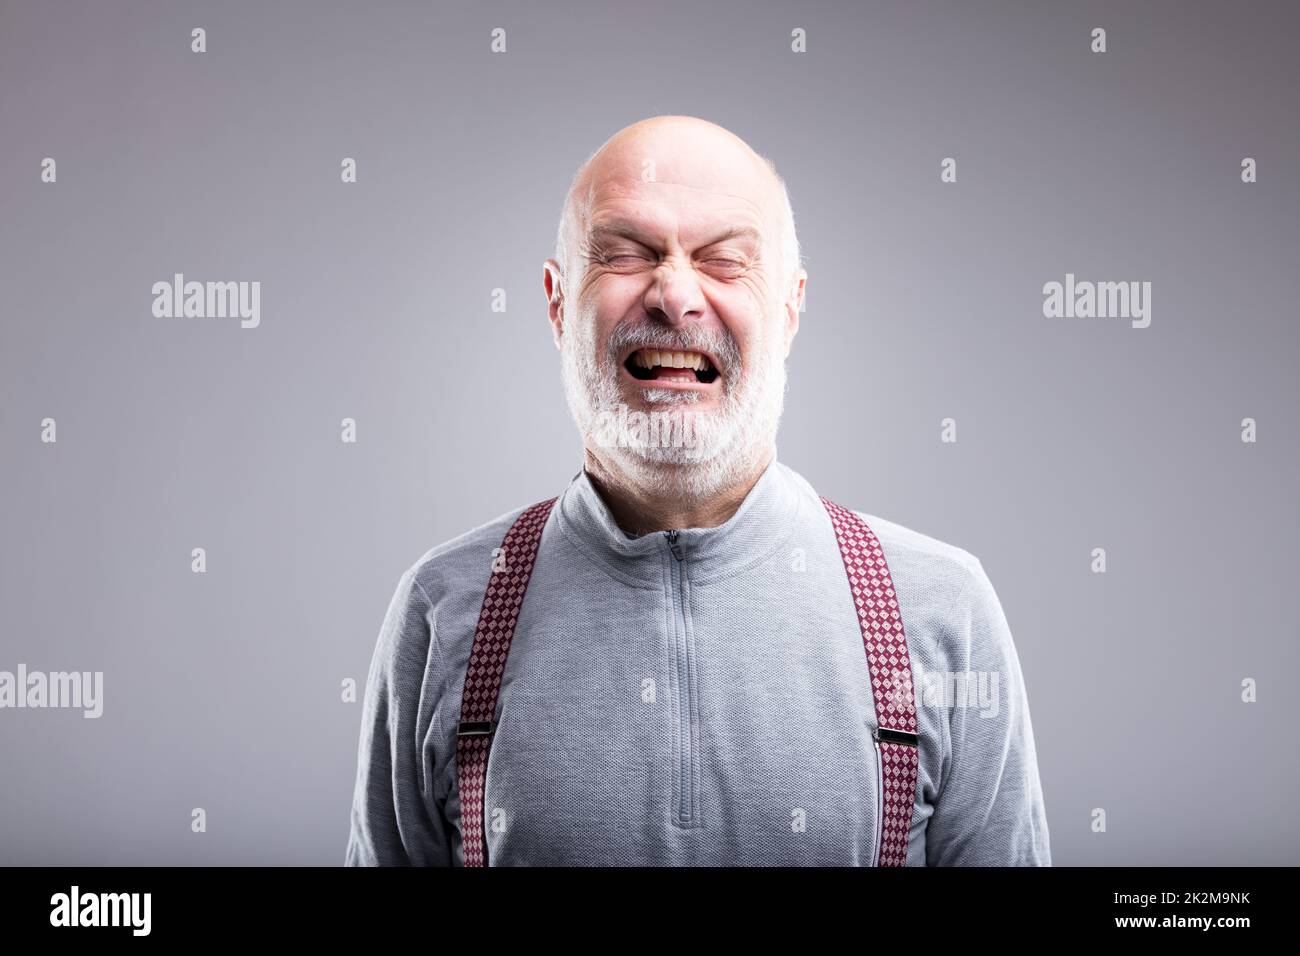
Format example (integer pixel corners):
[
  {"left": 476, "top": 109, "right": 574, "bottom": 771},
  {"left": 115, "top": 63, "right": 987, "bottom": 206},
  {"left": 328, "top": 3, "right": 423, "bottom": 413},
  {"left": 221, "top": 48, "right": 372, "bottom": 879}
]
[{"left": 873, "top": 726, "right": 919, "bottom": 748}]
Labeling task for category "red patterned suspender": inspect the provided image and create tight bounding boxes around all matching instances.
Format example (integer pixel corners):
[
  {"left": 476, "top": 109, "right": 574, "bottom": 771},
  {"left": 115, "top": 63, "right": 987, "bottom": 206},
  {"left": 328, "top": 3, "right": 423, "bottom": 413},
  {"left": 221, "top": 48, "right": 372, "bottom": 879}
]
[
  {"left": 820, "top": 496, "right": 921, "bottom": 867},
  {"left": 454, "top": 493, "right": 920, "bottom": 868},
  {"left": 455, "top": 497, "right": 557, "bottom": 868}
]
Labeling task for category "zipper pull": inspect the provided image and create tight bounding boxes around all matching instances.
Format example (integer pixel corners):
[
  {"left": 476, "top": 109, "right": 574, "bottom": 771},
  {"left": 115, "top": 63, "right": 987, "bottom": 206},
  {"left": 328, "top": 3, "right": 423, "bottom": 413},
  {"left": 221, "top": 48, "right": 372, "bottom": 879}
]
[{"left": 665, "top": 529, "right": 684, "bottom": 561}]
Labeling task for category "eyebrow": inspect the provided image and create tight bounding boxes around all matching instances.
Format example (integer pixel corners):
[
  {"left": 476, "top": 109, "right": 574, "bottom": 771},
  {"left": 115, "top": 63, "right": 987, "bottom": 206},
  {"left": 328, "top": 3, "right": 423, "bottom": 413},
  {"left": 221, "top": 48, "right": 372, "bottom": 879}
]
[{"left": 588, "top": 223, "right": 764, "bottom": 248}]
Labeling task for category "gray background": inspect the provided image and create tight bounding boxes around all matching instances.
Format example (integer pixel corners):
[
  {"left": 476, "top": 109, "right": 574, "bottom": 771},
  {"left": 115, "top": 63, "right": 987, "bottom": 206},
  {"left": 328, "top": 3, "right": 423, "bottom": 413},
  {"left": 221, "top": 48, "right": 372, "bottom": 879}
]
[{"left": 1, "top": 0, "right": 1296, "bottom": 865}]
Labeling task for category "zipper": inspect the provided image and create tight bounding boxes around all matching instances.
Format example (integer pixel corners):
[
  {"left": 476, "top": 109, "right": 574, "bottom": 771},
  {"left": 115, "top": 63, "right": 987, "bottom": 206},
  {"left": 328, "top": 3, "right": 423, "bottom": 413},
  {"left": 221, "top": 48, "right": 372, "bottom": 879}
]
[
  {"left": 665, "top": 529, "right": 685, "bottom": 561},
  {"left": 664, "top": 530, "right": 698, "bottom": 827},
  {"left": 868, "top": 726, "right": 884, "bottom": 866}
]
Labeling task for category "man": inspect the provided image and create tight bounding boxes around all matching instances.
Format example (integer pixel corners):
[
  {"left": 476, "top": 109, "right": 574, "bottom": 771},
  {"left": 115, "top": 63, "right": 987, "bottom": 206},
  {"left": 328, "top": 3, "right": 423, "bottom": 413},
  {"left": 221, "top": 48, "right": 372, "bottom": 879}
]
[{"left": 345, "top": 115, "right": 1051, "bottom": 866}]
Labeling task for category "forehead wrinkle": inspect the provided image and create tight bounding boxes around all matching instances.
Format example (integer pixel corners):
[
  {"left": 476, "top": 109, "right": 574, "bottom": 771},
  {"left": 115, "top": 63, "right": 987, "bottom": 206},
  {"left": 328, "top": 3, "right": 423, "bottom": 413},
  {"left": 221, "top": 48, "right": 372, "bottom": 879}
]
[
  {"left": 596, "top": 177, "right": 769, "bottom": 217},
  {"left": 586, "top": 188, "right": 769, "bottom": 250},
  {"left": 589, "top": 218, "right": 764, "bottom": 245},
  {"left": 557, "top": 117, "right": 797, "bottom": 280}
]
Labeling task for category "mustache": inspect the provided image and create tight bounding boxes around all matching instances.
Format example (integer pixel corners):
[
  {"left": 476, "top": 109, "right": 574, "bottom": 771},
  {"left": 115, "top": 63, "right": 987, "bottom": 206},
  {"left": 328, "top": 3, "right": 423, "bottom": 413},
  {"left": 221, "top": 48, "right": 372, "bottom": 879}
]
[{"left": 605, "top": 321, "right": 740, "bottom": 374}]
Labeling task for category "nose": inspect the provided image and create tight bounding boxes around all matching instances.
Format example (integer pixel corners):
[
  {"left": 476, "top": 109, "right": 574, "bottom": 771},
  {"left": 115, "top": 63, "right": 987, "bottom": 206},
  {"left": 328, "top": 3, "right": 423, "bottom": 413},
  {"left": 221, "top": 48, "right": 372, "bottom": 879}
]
[{"left": 643, "top": 259, "right": 707, "bottom": 327}]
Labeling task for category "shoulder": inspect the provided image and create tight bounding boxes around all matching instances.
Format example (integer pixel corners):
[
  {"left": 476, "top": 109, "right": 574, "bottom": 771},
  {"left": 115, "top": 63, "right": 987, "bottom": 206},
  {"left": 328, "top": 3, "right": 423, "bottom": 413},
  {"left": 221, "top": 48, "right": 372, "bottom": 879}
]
[
  {"left": 402, "top": 499, "right": 553, "bottom": 609},
  {"left": 368, "top": 498, "right": 555, "bottom": 675},
  {"left": 809, "top": 493, "right": 1007, "bottom": 669},
  {"left": 838, "top": 502, "right": 986, "bottom": 616},
  {"left": 780, "top": 462, "right": 987, "bottom": 617},
  {"left": 852, "top": 510, "right": 982, "bottom": 581},
  {"left": 845, "top": 509, "right": 1012, "bottom": 669}
]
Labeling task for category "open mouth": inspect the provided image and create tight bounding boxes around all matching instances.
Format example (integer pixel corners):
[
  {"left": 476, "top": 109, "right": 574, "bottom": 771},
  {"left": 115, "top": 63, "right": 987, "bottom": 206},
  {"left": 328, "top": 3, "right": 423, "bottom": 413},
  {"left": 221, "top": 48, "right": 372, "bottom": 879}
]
[{"left": 622, "top": 348, "right": 721, "bottom": 385}]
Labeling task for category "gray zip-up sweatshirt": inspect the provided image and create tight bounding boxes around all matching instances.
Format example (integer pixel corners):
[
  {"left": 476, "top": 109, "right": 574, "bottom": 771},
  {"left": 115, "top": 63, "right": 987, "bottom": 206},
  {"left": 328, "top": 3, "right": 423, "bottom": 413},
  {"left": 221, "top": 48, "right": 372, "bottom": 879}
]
[{"left": 345, "top": 457, "right": 1051, "bottom": 866}]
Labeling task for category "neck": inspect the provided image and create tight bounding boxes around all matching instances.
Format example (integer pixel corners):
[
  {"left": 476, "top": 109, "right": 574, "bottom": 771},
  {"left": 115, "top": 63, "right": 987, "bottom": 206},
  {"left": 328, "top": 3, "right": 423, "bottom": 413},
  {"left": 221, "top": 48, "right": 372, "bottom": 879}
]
[{"left": 582, "top": 446, "right": 775, "bottom": 537}]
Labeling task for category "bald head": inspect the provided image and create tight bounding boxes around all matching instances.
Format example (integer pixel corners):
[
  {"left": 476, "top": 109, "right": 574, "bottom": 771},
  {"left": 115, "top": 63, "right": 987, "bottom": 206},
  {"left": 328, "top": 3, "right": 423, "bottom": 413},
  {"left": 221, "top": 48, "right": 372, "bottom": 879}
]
[
  {"left": 554, "top": 116, "right": 801, "bottom": 295},
  {"left": 547, "top": 116, "right": 807, "bottom": 505}
]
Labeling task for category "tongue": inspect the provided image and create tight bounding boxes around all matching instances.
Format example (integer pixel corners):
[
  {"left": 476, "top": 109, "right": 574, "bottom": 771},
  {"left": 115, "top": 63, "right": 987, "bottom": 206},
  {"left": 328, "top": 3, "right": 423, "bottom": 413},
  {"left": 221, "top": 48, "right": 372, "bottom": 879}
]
[{"left": 651, "top": 366, "right": 698, "bottom": 382}]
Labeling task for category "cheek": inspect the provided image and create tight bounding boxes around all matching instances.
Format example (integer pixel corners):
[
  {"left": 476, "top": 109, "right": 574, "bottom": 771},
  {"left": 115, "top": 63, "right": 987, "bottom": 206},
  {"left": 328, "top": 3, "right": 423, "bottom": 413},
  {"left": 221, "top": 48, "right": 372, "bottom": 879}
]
[
  {"left": 716, "top": 283, "right": 780, "bottom": 352},
  {"left": 574, "top": 279, "right": 626, "bottom": 345},
  {"left": 713, "top": 282, "right": 761, "bottom": 327},
  {"left": 739, "top": 274, "right": 782, "bottom": 322},
  {"left": 583, "top": 270, "right": 642, "bottom": 303},
  {"left": 583, "top": 275, "right": 643, "bottom": 328}
]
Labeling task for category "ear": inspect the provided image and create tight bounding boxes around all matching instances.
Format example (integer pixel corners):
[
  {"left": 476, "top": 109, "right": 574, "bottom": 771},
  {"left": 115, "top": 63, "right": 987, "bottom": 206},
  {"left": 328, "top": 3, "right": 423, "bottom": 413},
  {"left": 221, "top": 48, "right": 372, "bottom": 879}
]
[
  {"left": 543, "top": 258, "right": 565, "bottom": 350},
  {"left": 782, "top": 266, "right": 806, "bottom": 356}
]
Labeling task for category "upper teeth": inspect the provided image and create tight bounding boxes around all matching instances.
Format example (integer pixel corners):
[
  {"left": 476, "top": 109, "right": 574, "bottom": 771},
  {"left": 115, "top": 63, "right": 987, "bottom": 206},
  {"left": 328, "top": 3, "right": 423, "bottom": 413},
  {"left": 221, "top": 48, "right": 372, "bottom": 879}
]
[{"left": 632, "top": 349, "right": 712, "bottom": 371}]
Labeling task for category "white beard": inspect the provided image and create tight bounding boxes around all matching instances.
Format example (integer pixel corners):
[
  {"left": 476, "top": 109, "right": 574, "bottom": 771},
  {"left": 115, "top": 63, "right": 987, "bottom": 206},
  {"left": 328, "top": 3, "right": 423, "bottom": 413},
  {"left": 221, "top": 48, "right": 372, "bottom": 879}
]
[{"left": 560, "top": 314, "right": 788, "bottom": 502}]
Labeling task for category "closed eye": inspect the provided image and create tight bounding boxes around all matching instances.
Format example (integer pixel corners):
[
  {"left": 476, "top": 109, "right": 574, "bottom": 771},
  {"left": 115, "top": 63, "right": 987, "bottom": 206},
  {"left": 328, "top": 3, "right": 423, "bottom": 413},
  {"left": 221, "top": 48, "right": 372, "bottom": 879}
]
[
  {"left": 604, "top": 254, "right": 746, "bottom": 272},
  {"left": 702, "top": 258, "right": 747, "bottom": 273}
]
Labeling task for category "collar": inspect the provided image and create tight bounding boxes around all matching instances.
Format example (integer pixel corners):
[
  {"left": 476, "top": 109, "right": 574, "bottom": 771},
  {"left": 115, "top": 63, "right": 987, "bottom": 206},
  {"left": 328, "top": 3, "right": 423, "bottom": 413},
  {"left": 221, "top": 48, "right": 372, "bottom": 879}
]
[{"left": 554, "top": 453, "right": 810, "bottom": 586}]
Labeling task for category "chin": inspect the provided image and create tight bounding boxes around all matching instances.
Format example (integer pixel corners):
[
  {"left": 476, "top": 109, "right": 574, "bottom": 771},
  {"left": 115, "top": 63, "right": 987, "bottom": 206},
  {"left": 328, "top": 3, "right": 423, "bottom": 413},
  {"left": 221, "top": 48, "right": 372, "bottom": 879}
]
[{"left": 615, "top": 434, "right": 752, "bottom": 498}]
